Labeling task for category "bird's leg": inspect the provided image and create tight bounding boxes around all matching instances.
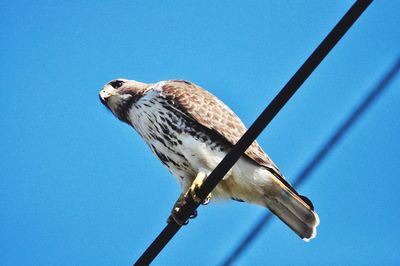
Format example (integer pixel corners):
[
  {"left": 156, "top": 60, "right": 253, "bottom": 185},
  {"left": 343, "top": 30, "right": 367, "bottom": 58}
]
[{"left": 168, "top": 172, "right": 212, "bottom": 225}]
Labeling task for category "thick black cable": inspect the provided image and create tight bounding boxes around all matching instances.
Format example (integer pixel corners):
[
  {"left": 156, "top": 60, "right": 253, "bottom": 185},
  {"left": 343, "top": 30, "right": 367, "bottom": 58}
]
[
  {"left": 134, "top": 1, "right": 372, "bottom": 265},
  {"left": 220, "top": 56, "right": 400, "bottom": 266}
]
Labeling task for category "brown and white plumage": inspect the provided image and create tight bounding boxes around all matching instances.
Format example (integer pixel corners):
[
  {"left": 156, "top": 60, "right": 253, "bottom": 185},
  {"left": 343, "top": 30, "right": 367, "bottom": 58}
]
[{"left": 99, "top": 79, "right": 319, "bottom": 241}]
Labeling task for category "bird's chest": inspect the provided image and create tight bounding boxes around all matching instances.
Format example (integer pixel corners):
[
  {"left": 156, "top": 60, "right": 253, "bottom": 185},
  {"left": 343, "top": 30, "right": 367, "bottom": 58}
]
[
  {"left": 127, "top": 95, "right": 228, "bottom": 187},
  {"left": 127, "top": 97, "right": 197, "bottom": 181}
]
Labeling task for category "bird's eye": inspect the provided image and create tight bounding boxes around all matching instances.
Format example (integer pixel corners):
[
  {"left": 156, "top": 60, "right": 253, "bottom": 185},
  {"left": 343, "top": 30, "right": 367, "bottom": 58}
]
[{"left": 109, "top": 80, "right": 125, "bottom": 89}]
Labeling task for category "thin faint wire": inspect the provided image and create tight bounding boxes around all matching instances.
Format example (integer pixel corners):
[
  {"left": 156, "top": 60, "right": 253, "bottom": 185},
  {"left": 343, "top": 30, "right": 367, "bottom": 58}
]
[{"left": 220, "top": 56, "right": 400, "bottom": 266}]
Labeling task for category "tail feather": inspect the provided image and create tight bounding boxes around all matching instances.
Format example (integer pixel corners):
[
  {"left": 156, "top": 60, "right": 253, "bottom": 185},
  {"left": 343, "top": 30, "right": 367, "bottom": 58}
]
[{"left": 263, "top": 180, "right": 319, "bottom": 241}]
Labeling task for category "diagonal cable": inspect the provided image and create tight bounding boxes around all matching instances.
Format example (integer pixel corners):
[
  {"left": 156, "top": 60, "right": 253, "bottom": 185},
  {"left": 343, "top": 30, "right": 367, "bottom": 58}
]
[
  {"left": 220, "top": 56, "right": 400, "bottom": 266},
  {"left": 134, "top": 1, "right": 372, "bottom": 265}
]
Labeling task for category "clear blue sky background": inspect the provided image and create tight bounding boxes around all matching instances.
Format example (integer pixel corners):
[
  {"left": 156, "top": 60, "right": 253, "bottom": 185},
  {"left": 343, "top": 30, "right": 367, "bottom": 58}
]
[{"left": 1, "top": 1, "right": 399, "bottom": 265}]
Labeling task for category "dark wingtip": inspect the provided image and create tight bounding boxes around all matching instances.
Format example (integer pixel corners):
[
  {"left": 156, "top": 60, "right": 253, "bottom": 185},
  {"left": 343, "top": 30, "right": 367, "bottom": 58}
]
[{"left": 300, "top": 195, "right": 314, "bottom": 210}]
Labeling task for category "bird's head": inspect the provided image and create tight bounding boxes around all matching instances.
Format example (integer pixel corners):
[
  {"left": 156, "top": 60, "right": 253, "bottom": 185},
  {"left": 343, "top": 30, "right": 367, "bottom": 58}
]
[{"left": 99, "top": 78, "right": 149, "bottom": 123}]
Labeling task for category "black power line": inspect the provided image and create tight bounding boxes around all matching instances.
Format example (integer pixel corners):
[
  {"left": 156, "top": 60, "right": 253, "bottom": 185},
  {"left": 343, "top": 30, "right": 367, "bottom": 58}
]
[
  {"left": 134, "top": 1, "right": 372, "bottom": 265},
  {"left": 220, "top": 56, "right": 400, "bottom": 266}
]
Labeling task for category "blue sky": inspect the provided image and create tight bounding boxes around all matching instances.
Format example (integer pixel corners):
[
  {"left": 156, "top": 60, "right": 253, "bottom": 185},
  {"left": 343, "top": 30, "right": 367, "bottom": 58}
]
[{"left": 1, "top": 1, "right": 399, "bottom": 265}]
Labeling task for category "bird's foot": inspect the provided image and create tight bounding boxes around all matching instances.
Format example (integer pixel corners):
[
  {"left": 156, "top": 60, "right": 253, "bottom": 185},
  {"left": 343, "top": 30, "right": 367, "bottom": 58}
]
[
  {"left": 189, "top": 172, "right": 212, "bottom": 205},
  {"left": 168, "top": 192, "right": 198, "bottom": 225},
  {"left": 168, "top": 172, "right": 211, "bottom": 225}
]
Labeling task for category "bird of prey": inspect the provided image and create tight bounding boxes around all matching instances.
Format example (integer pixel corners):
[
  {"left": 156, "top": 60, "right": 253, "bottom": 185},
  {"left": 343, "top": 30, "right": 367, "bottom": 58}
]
[{"left": 99, "top": 79, "right": 319, "bottom": 241}]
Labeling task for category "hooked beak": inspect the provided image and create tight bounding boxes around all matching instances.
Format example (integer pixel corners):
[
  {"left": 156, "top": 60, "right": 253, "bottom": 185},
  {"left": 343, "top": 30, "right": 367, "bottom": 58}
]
[
  {"left": 99, "top": 93, "right": 107, "bottom": 106},
  {"left": 99, "top": 85, "right": 115, "bottom": 107}
]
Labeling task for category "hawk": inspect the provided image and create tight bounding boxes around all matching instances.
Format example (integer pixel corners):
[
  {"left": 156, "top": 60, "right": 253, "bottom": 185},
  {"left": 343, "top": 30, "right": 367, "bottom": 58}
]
[{"left": 99, "top": 79, "right": 319, "bottom": 241}]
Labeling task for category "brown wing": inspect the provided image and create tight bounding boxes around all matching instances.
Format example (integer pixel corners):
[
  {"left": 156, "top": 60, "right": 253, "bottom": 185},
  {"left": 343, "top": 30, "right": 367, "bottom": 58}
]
[{"left": 161, "top": 80, "right": 284, "bottom": 177}]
